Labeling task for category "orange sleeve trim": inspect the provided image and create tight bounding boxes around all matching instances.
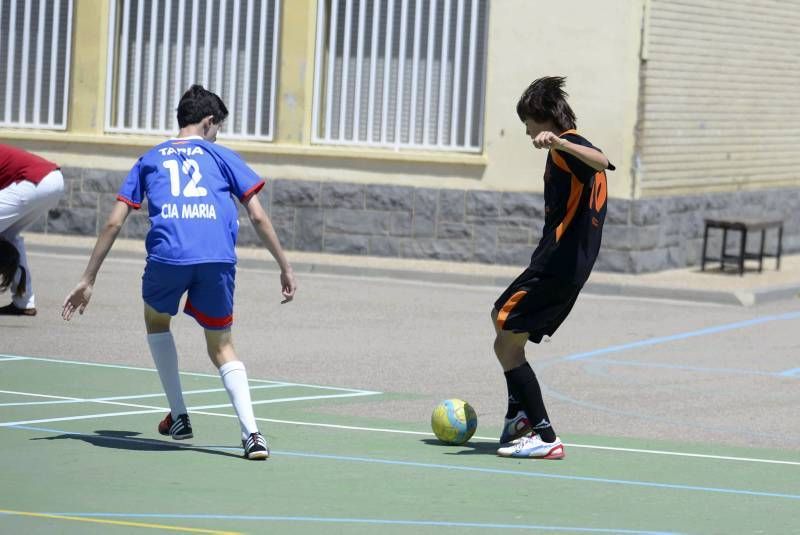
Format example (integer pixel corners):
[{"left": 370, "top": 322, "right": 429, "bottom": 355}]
[
  {"left": 550, "top": 149, "right": 572, "bottom": 174},
  {"left": 555, "top": 174, "right": 584, "bottom": 242},
  {"left": 496, "top": 290, "right": 528, "bottom": 330},
  {"left": 116, "top": 195, "right": 141, "bottom": 209}
]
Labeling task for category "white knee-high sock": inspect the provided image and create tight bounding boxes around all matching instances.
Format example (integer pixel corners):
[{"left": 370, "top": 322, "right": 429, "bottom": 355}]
[
  {"left": 147, "top": 332, "right": 187, "bottom": 417},
  {"left": 219, "top": 360, "right": 258, "bottom": 440}
]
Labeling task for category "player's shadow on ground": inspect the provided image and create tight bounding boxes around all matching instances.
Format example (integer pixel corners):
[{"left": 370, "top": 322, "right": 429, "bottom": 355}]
[
  {"left": 420, "top": 438, "right": 499, "bottom": 455},
  {"left": 32, "top": 430, "right": 241, "bottom": 459}
]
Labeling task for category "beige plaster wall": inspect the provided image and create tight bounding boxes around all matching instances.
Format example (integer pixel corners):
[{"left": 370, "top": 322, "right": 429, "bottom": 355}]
[
  {"left": 2, "top": 0, "right": 645, "bottom": 198},
  {"left": 480, "top": 0, "right": 644, "bottom": 198}
]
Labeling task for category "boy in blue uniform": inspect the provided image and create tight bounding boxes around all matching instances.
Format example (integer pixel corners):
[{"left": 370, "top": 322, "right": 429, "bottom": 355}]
[
  {"left": 63, "top": 85, "right": 296, "bottom": 460},
  {"left": 494, "top": 77, "right": 614, "bottom": 459}
]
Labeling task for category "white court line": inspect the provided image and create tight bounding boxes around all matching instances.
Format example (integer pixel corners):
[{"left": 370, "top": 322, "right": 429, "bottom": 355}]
[
  {"left": 3, "top": 356, "right": 798, "bottom": 467},
  {"left": 95, "top": 383, "right": 287, "bottom": 402},
  {"left": 190, "top": 391, "right": 380, "bottom": 410},
  {"left": 0, "top": 384, "right": 287, "bottom": 407},
  {"left": 0, "top": 400, "right": 86, "bottom": 407},
  {"left": 2, "top": 389, "right": 797, "bottom": 467},
  {"left": 0, "top": 356, "right": 27, "bottom": 362},
  {"left": 5, "top": 398, "right": 797, "bottom": 467},
  {"left": 0, "top": 354, "right": 379, "bottom": 395},
  {"left": 0, "top": 388, "right": 381, "bottom": 427},
  {"left": 0, "top": 354, "right": 289, "bottom": 385},
  {"left": 0, "top": 408, "right": 166, "bottom": 427},
  {"left": 240, "top": 417, "right": 800, "bottom": 468}
]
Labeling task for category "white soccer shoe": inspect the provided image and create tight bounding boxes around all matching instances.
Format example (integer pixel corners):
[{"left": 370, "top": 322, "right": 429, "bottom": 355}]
[
  {"left": 499, "top": 411, "right": 532, "bottom": 444},
  {"left": 497, "top": 434, "right": 565, "bottom": 459}
]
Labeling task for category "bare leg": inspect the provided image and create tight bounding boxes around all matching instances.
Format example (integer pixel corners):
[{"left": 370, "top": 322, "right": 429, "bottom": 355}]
[
  {"left": 203, "top": 328, "right": 238, "bottom": 369},
  {"left": 491, "top": 308, "right": 529, "bottom": 371},
  {"left": 144, "top": 303, "right": 171, "bottom": 333}
]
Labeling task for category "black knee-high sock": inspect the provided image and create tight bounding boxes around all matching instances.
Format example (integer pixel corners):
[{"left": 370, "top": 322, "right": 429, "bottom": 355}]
[
  {"left": 505, "top": 362, "right": 557, "bottom": 443},
  {"left": 504, "top": 373, "right": 523, "bottom": 418}
]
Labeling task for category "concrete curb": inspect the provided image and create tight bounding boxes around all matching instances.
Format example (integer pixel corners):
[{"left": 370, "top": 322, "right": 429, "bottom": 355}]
[
  {"left": 582, "top": 281, "right": 748, "bottom": 306},
  {"left": 583, "top": 282, "right": 797, "bottom": 307}
]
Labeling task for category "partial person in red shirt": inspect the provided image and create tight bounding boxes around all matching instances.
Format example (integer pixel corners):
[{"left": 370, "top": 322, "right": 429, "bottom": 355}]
[{"left": 0, "top": 144, "right": 65, "bottom": 315}]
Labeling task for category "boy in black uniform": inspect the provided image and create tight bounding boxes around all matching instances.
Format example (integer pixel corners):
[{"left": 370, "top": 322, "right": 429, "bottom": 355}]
[{"left": 494, "top": 77, "right": 614, "bottom": 459}]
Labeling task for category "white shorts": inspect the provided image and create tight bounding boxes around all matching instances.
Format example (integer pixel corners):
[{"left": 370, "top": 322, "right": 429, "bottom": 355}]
[
  {"left": 0, "top": 169, "right": 65, "bottom": 237},
  {"left": 0, "top": 169, "right": 64, "bottom": 308}
]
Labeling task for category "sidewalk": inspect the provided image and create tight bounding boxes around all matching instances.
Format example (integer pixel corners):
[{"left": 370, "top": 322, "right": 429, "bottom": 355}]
[{"left": 22, "top": 232, "right": 800, "bottom": 307}]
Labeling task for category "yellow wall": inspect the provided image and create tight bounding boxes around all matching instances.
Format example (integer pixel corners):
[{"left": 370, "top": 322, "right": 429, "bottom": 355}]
[
  {"left": 274, "top": 0, "right": 316, "bottom": 144},
  {"left": 68, "top": 0, "right": 109, "bottom": 134},
  {"left": 481, "top": 0, "right": 645, "bottom": 199},
  {"left": 1, "top": 0, "right": 645, "bottom": 198}
]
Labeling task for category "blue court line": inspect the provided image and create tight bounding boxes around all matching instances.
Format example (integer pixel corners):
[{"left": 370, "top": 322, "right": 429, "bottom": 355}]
[
  {"left": 539, "top": 385, "right": 754, "bottom": 437},
  {"left": 22, "top": 513, "right": 677, "bottom": 534},
  {"left": 779, "top": 368, "right": 800, "bottom": 378},
  {"left": 9, "top": 425, "right": 800, "bottom": 502},
  {"left": 587, "top": 358, "right": 790, "bottom": 379},
  {"left": 562, "top": 311, "right": 800, "bottom": 362},
  {"left": 272, "top": 451, "right": 800, "bottom": 501}
]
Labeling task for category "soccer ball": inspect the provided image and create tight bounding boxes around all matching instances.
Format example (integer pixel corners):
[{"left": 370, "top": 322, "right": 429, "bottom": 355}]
[{"left": 431, "top": 399, "right": 477, "bottom": 445}]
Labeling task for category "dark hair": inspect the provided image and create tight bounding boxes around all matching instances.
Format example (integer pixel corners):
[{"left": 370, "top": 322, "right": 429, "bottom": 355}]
[
  {"left": 516, "top": 76, "right": 576, "bottom": 131},
  {"left": 0, "top": 239, "right": 20, "bottom": 294},
  {"left": 176, "top": 84, "right": 229, "bottom": 128}
]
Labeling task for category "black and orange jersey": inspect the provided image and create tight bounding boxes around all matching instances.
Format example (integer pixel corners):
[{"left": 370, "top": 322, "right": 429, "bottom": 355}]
[{"left": 528, "top": 130, "right": 614, "bottom": 286}]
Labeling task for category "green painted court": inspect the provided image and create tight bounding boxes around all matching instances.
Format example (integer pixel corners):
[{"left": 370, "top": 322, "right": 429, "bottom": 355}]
[
  {"left": 2, "top": 354, "right": 799, "bottom": 534},
  {"left": 1, "top": 245, "right": 800, "bottom": 534}
]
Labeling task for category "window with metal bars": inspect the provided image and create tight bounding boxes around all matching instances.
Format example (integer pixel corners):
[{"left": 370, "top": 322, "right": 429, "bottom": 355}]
[
  {"left": 312, "top": 0, "right": 489, "bottom": 153},
  {"left": 105, "top": 0, "right": 280, "bottom": 140},
  {"left": 0, "top": 0, "right": 74, "bottom": 130}
]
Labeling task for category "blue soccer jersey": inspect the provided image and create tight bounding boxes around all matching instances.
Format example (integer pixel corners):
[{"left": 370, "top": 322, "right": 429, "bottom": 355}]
[{"left": 117, "top": 136, "right": 264, "bottom": 265}]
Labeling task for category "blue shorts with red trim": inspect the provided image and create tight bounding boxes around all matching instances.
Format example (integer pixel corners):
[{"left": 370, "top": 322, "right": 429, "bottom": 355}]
[{"left": 142, "top": 260, "right": 235, "bottom": 330}]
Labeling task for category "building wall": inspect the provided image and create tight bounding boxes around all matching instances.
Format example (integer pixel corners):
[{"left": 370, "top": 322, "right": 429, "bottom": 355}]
[
  {"left": 481, "top": 0, "right": 644, "bottom": 199},
  {"left": 2, "top": 0, "right": 644, "bottom": 196},
  {"left": 637, "top": 0, "right": 800, "bottom": 196},
  {"left": 3, "top": 0, "right": 798, "bottom": 273},
  {"left": 37, "top": 167, "right": 800, "bottom": 272}
]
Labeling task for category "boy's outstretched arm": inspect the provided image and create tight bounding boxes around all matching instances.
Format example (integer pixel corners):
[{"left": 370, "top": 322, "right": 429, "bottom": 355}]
[
  {"left": 62, "top": 201, "right": 131, "bottom": 320},
  {"left": 533, "top": 132, "right": 610, "bottom": 171},
  {"left": 243, "top": 193, "right": 297, "bottom": 303}
]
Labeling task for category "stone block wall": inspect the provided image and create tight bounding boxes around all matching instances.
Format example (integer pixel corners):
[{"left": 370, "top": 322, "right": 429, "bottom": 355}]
[{"left": 36, "top": 167, "right": 800, "bottom": 273}]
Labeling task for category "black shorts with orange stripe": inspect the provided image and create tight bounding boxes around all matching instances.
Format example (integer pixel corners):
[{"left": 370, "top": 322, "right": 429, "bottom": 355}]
[{"left": 494, "top": 268, "right": 581, "bottom": 343}]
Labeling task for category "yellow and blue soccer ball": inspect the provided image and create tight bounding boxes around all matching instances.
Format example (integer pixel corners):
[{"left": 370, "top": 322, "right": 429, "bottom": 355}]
[{"left": 431, "top": 399, "right": 477, "bottom": 445}]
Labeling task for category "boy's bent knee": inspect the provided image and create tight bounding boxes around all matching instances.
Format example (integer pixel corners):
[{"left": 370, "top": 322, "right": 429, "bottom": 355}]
[
  {"left": 204, "top": 328, "right": 237, "bottom": 368},
  {"left": 144, "top": 304, "right": 171, "bottom": 333},
  {"left": 493, "top": 330, "right": 528, "bottom": 370}
]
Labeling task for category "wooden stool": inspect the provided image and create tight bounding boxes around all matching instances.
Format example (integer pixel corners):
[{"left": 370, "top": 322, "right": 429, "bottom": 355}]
[{"left": 701, "top": 218, "right": 783, "bottom": 276}]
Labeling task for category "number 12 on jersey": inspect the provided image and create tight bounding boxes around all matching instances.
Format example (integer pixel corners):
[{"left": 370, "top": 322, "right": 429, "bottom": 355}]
[{"left": 163, "top": 159, "right": 207, "bottom": 198}]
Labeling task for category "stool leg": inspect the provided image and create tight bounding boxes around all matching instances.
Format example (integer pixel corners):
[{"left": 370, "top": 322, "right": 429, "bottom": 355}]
[
  {"left": 721, "top": 228, "right": 728, "bottom": 271},
  {"left": 701, "top": 224, "right": 710, "bottom": 271},
  {"left": 758, "top": 229, "right": 765, "bottom": 272},
  {"left": 739, "top": 230, "right": 747, "bottom": 276},
  {"left": 777, "top": 225, "right": 783, "bottom": 270}
]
